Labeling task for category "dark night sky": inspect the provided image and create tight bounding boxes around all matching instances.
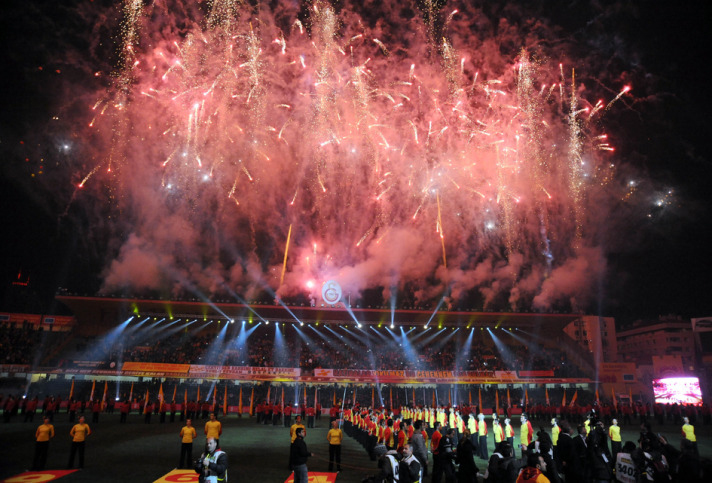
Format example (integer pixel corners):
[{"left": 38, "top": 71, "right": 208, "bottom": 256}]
[{"left": 0, "top": 0, "right": 711, "bottom": 325}]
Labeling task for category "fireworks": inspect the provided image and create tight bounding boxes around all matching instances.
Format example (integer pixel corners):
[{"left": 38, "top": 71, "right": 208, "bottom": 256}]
[{"left": 80, "top": 0, "right": 633, "bottom": 311}]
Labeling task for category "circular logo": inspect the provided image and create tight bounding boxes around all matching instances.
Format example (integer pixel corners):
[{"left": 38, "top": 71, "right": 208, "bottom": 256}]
[{"left": 321, "top": 280, "right": 342, "bottom": 305}]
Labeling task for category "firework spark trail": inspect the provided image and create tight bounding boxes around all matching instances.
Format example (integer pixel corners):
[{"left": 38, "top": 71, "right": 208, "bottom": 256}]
[{"left": 79, "top": 0, "right": 632, "bottom": 311}]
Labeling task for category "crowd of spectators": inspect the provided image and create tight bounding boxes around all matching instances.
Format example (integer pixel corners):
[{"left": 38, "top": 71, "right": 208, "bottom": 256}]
[
  {"left": 54, "top": 323, "right": 589, "bottom": 377},
  {"left": 0, "top": 324, "right": 61, "bottom": 365}
]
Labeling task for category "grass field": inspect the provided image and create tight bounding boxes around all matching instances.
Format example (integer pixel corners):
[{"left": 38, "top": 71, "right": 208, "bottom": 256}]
[{"left": 0, "top": 413, "right": 709, "bottom": 482}]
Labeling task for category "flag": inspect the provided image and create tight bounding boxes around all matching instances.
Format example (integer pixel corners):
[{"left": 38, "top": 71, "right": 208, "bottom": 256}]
[
  {"left": 212, "top": 386, "right": 216, "bottom": 411},
  {"left": 569, "top": 390, "right": 578, "bottom": 407},
  {"left": 496, "top": 390, "right": 500, "bottom": 415},
  {"left": 611, "top": 387, "right": 617, "bottom": 410},
  {"left": 238, "top": 386, "right": 243, "bottom": 415},
  {"left": 143, "top": 389, "right": 149, "bottom": 413},
  {"left": 525, "top": 388, "right": 529, "bottom": 407},
  {"left": 172, "top": 385, "right": 177, "bottom": 403},
  {"left": 507, "top": 388, "right": 511, "bottom": 408},
  {"left": 314, "top": 387, "right": 318, "bottom": 409},
  {"left": 159, "top": 383, "right": 165, "bottom": 412},
  {"left": 223, "top": 385, "right": 228, "bottom": 416},
  {"left": 197, "top": 386, "right": 201, "bottom": 402},
  {"left": 412, "top": 388, "right": 416, "bottom": 405},
  {"left": 333, "top": 387, "right": 336, "bottom": 406},
  {"left": 432, "top": 389, "right": 436, "bottom": 407},
  {"left": 90, "top": 380, "right": 96, "bottom": 401},
  {"left": 595, "top": 389, "right": 600, "bottom": 406},
  {"left": 478, "top": 387, "right": 482, "bottom": 411},
  {"left": 249, "top": 387, "right": 254, "bottom": 416},
  {"left": 184, "top": 387, "right": 187, "bottom": 406},
  {"left": 102, "top": 381, "right": 108, "bottom": 411},
  {"left": 69, "top": 379, "right": 74, "bottom": 400},
  {"left": 372, "top": 387, "right": 375, "bottom": 408},
  {"left": 545, "top": 388, "right": 550, "bottom": 406},
  {"left": 390, "top": 387, "right": 393, "bottom": 409},
  {"left": 448, "top": 388, "right": 451, "bottom": 406},
  {"left": 629, "top": 387, "right": 633, "bottom": 403},
  {"left": 266, "top": 385, "right": 271, "bottom": 404},
  {"left": 562, "top": 390, "right": 566, "bottom": 407},
  {"left": 469, "top": 389, "right": 472, "bottom": 406},
  {"left": 129, "top": 382, "right": 134, "bottom": 402}
]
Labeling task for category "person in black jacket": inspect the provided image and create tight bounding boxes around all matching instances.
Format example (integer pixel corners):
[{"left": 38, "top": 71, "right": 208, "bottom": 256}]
[
  {"left": 586, "top": 421, "right": 613, "bottom": 483},
  {"left": 290, "top": 427, "right": 313, "bottom": 483},
  {"left": 194, "top": 437, "right": 227, "bottom": 483},
  {"left": 554, "top": 421, "right": 576, "bottom": 481},
  {"left": 456, "top": 428, "right": 480, "bottom": 483},
  {"left": 573, "top": 424, "right": 590, "bottom": 482}
]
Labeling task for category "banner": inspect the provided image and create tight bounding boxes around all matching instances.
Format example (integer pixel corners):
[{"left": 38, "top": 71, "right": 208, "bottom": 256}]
[
  {"left": 189, "top": 365, "right": 301, "bottom": 379},
  {"left": 122, "top": 362, "right": 190, "bottom": 375},
  {"left": 518, "top": 370, "right": 555, "bottom": 377}
]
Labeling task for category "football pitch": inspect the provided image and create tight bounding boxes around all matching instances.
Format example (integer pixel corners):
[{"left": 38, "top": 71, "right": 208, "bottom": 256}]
[{"left": 0, "top": 413, "right": 709, "bottom": 482}]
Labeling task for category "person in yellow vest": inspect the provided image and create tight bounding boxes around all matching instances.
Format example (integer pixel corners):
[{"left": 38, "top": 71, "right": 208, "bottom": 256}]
[
  {"left": 67, "top": 415, "right": 91, "bottom": 469},
  {"left": 682, "top": 416, "right": 698, "bottom": 456},
  {"left": 291, "top": 415, "right": 306, "bottom": 443},
  {"left": 448, "top": 409, "right": 456, "bottom": 432},
  {"left": 493, "top": 417, "right": 504, "bottom": 449},
  {"left": 327, "top": 420, "right": 343, "bottom": 472},
  {"left": 205, "top": 412, "right": 222, "bottom": 448},
  {"left": 467, "top": 413, "right": 478, "bottom": 448},
  {"left": 477, "top": 413, "right": 489, "bottom": 460},
  {"left": 32, "top": 416, "right": 54, "bottom": 470},
  {"left": 504, "top": 418, "right": 515, "bottom": 448},
  {"left": 608, "top": 418, "right": 621, "bottom": 463},
  {"left": 179, "top": 418, "right": 198, "bottom": 469},
  {"left": 551, "top": 418, "right": 560, "bottom": 447},
  {"left": 520, "top": 414, "right": 533, "bottom": 458},
  {"left": 584, "top": 417, "right": 591, "bottom": 436},
  {"left": 456, "top": 411, "right": 466, "bottom": 441},
  {"left": 437, "top": 408, "right": 446, "bottom": 429}
]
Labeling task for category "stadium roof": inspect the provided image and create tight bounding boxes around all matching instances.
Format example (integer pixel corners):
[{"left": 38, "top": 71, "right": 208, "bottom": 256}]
[{"left": 56, "top": 294, "right": 582, "bottom": 331}]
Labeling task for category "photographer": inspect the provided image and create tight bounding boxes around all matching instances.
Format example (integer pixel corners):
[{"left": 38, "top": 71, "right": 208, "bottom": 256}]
[{"left": 195, "top": 437, "right": 227, "bottom": 483}]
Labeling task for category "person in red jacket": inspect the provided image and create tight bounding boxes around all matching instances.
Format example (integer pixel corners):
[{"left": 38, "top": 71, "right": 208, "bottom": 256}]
[{"left": 284, "top": 402, "right": 293, "bottom": 427}]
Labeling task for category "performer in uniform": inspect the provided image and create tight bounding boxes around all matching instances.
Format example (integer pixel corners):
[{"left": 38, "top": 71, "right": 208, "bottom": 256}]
[
  {"left": 179, "top": 418, "right": 197, "bottom": 469},
  {"left": 205, "top": 412, "right": 222, "bottom": 448},
  {"left": 67, "top": 415, "right": 91, "bottom": 469},
  {"left": 477, "top": 413, "right": 488, "bottom": 460},
  {"left": 32, "top": 416, "right": 54, "bottom": 470},
  {"left": 520, "top": 413, "right": 533, "bottom": 458},
  {"left": 682, "top": 416, "right": 698, "bottom": 456},
  {"left": 326, "top": 420, "right": 343, "bottom": 472},
  {"left": 504, "top": 418, "right": 515, "bottom": 448}
]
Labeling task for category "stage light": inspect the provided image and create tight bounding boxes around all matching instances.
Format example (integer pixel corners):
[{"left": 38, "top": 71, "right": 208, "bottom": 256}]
[
  {"left": 266, "top": 321, "right": 270, "bottom": 325},
  {"left": 300, "top": 322, "right": 304, "bottom": 326},
  {"left": 390, "top": 323, "right": 394, "bottom": 329}
]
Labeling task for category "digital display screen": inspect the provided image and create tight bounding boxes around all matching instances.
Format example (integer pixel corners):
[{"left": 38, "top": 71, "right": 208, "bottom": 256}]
[{"left": 652, "top": 377, "right": 703, "bottom": 405}]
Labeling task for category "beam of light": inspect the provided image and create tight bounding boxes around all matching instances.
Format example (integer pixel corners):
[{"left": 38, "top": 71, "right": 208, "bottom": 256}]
[
  {"left": 453, "top": 327, "right": 475, "bottom": 371},
  {"left": 423, "top": 296, "right": 446, "bottom": 328},
  {"left": 487, "top": 327, "right": 519, "bottom": 371},
  {"left": 273, "top": 321, "right": 288, "bottom": 367},
  {"left": 399, "top": 326, "right": 420, "bottom": 370}
]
